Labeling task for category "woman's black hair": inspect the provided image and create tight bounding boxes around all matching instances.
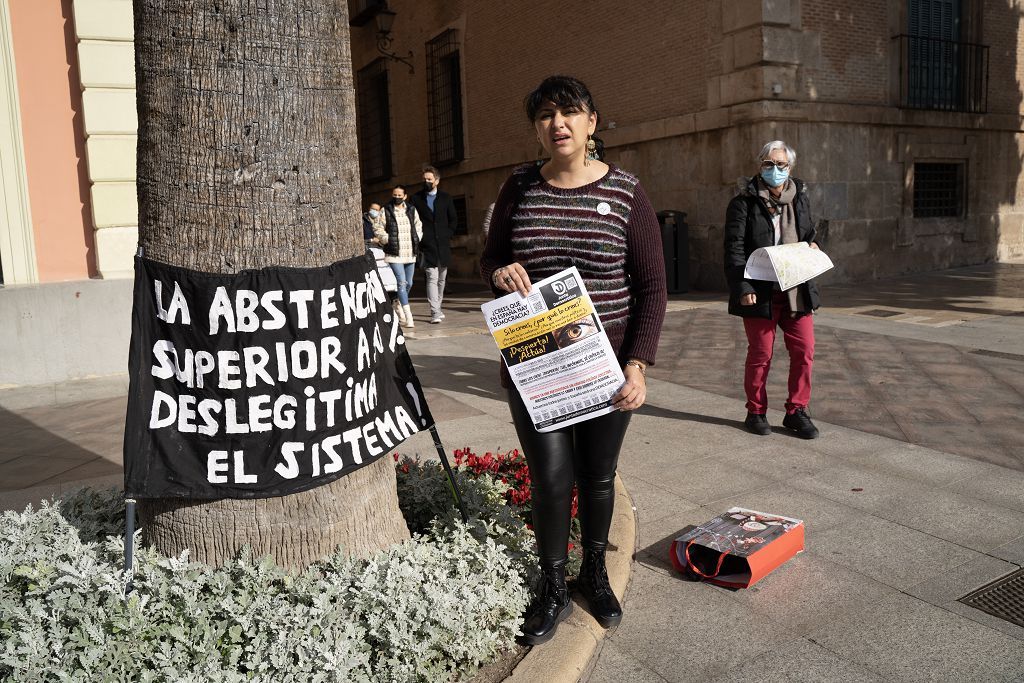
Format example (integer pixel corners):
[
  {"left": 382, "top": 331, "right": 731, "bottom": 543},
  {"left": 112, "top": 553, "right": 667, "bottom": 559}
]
[{"left": 524, "top": 75, "right": 598, "bottom": 122}]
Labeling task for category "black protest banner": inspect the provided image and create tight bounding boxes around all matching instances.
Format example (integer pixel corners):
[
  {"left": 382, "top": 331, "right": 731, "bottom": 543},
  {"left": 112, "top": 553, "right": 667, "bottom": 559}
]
[{"left": 123, "top": 254, "right": 433, "bottom": 499}]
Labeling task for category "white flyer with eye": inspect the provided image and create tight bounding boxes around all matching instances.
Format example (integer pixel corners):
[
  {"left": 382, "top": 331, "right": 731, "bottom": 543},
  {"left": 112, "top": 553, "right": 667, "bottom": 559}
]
[
  {"left": 481, "top": 267, "right": 625, "bottom": 432},
  {"left": 743, "top": 242, "right": 834, "bottom": 291}
]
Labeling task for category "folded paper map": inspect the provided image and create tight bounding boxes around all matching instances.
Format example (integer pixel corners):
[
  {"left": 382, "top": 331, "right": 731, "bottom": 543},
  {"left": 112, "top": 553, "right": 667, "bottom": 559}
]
[{"left": 743, "top": 242, "right": 834, "bottom": 291}]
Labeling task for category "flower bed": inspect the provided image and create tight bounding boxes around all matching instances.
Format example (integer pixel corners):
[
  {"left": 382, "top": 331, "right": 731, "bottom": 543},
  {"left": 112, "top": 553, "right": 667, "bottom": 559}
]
[
  {"left": 451, "top": 448, "right": 583, "bottom": 573},
  {"left": 0, "top": 459, "right": 533, "bottom": 683}
]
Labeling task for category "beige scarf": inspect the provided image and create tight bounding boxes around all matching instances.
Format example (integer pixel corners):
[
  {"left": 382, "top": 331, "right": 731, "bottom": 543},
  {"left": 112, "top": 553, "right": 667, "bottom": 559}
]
[{"left": 756, "top": 177, "right": 808, "bottom": 315}]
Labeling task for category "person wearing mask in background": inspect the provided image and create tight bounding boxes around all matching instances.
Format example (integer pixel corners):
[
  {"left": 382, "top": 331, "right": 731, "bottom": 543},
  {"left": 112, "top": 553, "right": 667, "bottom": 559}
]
[
  {"left": 723, "top": 140, "right": 821, "bottom": 440},
  {"left": 375, "top": 186, "right": 422, "bottom": 328},
  {"left": 363, "top": 202, "right": 383, "bottom": 249},
  {"left": 411, "top": 165, "right": 458, "bottom": 324}
]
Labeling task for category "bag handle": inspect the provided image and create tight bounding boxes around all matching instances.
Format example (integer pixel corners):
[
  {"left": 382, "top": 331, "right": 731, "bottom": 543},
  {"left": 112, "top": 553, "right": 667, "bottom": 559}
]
[{"left": 684, "top": 539, "right": 730, "bottom": 579}]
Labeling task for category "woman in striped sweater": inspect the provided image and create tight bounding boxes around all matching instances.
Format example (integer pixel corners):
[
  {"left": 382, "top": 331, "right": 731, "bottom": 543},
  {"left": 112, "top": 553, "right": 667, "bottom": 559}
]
[{"left": 481, "top": 75, "right": 667, "bottom": 644}]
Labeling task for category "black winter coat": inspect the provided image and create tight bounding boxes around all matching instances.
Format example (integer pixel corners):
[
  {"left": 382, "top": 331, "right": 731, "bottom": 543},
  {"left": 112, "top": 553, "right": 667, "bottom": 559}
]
[
  {"left": 382, "top": 201, "right": 420, "bottom": 257},
  {"left": 410, "top": 189, "right": 458, "bottom": 268},
  {"left": 723, "top": 175, "right": 821, "bottom": 318}
]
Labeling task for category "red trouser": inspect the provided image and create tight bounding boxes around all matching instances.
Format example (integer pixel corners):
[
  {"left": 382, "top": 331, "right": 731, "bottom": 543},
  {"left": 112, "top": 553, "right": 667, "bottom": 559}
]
[{"left": 742, "top": 291, "right": 815, "bottom": 415}]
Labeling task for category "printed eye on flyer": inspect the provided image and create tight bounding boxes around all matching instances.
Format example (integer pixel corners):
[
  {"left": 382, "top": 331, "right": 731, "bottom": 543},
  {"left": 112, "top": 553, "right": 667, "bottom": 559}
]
[{"left": 481, "top": 267, "right": 626, "bottom": 432}]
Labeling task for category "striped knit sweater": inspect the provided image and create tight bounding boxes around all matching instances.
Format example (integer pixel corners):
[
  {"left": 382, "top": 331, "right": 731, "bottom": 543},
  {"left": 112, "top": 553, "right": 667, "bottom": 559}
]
[{"left": 481, "top": 162, "right": 667, "bottom": 386}]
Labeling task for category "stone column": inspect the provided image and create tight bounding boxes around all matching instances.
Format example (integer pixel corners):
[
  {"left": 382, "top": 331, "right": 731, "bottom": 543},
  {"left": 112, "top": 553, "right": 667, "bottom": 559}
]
[{"left": 72, "top": 0, "right": 137, "bottom": 279}]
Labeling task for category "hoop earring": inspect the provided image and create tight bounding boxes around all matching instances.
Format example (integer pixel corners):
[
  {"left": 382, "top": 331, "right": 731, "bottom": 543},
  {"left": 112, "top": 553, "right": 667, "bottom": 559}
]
[{"left": 585, "top": 135, "right": 597, "bottom": 165}]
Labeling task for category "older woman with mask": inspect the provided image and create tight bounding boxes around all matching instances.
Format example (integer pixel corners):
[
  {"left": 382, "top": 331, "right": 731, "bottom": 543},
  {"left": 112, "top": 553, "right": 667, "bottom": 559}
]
[{"left": 724, "top": 140, "right": 821, "bottom": 440}]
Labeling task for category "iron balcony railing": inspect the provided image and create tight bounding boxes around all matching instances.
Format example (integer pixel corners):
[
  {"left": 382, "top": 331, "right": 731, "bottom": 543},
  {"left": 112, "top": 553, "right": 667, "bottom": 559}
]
[{"left": 894, "top": 34, "right": 989, "bottom": 114}]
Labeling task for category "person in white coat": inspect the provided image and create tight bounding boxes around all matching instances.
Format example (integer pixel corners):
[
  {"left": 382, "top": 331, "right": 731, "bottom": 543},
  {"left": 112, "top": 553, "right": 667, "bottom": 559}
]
[{"left": 375, "top": 185, "right": 423, "bottom": 327}]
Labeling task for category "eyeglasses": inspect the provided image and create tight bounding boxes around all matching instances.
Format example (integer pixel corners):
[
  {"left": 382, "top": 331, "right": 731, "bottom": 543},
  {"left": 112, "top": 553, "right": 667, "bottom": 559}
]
[{"left": 760, "top": 160, "right": 790, "bottom": 171}]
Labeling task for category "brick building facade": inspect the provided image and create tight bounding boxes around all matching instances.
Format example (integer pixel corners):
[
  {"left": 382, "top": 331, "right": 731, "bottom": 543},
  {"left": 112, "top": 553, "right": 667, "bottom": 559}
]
[{"left": 349, "top": 0, "right": 1024, "bottom": 287}]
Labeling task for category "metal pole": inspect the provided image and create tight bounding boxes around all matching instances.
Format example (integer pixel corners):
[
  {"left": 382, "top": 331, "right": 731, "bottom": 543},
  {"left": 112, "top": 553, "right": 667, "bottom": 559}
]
[
  {"left": 428, "top": 425, "right": 469, "bottom": 523},
  {"left": 124, "top": 498, "right": 136, "bottom": 594}
]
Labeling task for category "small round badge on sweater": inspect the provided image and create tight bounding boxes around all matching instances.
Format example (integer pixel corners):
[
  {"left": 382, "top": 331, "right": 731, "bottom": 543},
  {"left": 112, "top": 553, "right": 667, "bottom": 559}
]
[{"left": 596, "top": 201, "right": 611, "bottom": 215}]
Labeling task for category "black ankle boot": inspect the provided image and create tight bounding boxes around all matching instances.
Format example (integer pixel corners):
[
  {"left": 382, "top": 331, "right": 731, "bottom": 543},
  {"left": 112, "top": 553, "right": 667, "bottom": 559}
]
[
  {"left": 578, "top": 546, "right": 622, "bottom": 628},
  {"left": 520, "top": 560, "right": 572, "bottom": 645}
]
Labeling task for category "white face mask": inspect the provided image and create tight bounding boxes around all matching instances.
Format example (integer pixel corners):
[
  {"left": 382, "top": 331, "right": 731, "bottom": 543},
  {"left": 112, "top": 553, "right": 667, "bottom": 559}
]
[{"left": 368, "top": 209, "right": 380, "bottom": 218}]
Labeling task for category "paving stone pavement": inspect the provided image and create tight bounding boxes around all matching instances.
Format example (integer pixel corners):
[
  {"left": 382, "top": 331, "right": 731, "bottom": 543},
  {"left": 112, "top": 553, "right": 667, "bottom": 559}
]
[
  {"left": 652, "top": 306, "right": 1024, "bottom": 471},
  {"left": 2, "top": 263, "right": 1024, "bottom": 682}
]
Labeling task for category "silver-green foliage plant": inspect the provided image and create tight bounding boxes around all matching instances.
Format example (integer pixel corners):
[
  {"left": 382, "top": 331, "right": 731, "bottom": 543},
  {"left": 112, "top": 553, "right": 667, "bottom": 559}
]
[
  {"left": 0, "top": 463, "right": 531, "bottom": 683},
  {"left": 395, "top": 456, "right": 536, "bottom": 582}
]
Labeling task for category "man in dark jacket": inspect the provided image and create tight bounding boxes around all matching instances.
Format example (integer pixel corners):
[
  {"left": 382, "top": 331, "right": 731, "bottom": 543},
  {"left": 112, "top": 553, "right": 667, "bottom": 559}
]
[
  {"left": 724, "top": 140, "right": 821, "bottom": 440},
  {"left": 410, "top": 165, "right": 459, "bottom": 324}
]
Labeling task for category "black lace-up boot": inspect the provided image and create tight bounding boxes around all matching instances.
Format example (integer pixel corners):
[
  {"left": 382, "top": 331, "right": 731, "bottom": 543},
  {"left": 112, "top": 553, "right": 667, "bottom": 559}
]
[
  {"left": 520, "top": 559, "right": 572, "bottom": 645},
  {"left": 578, "top": 546, "right": 622, "bottom": 628}
]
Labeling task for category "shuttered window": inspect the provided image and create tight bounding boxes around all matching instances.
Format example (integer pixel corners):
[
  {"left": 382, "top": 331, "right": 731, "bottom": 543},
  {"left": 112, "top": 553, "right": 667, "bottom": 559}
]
[
  {"left": 356, "top": 59, "right": 393, "bottom": 183},
  {"left": 425, "top": 30, "right": 465, "bottom": 166},
  {"left": 906, "top": 0, "right": 971, "bottom": 110},
  {"left": 908, "top": 0, "right": 961, "bottom": 41}
]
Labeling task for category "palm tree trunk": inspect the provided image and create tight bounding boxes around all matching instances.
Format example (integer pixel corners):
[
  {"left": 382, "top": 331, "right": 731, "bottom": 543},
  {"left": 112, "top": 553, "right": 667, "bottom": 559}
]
[{"left": 133, "top": 0, "right": 410, "bottom": 568}]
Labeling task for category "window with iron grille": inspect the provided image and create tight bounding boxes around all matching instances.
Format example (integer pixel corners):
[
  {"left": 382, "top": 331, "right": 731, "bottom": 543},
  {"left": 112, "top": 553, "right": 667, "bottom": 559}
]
[
  {"left": 356, "top": 59, "right": 392, "bottom": 183},
  {"left": 452, "top": 195, "right": 468, "bottom": 236},
  {"left": 913, "top": 162, "right": 964, "bottom": 218},
  {"left": 425, "top": 29, "right": 464, "bottom": 166},
  {"left": 897, "top": 0, "right": 988, "bottom": 113}
]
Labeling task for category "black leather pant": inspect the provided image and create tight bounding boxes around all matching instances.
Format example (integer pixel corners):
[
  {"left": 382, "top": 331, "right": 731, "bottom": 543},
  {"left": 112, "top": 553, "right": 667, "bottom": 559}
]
[{"left": 508, "top": 390, "right": 632, "bottom": 566}]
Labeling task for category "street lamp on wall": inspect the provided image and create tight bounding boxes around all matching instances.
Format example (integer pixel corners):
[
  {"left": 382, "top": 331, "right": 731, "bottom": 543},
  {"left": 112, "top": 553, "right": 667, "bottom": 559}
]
[{"left": 375, "top": 9, "right": 414, "bottom": 74}]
